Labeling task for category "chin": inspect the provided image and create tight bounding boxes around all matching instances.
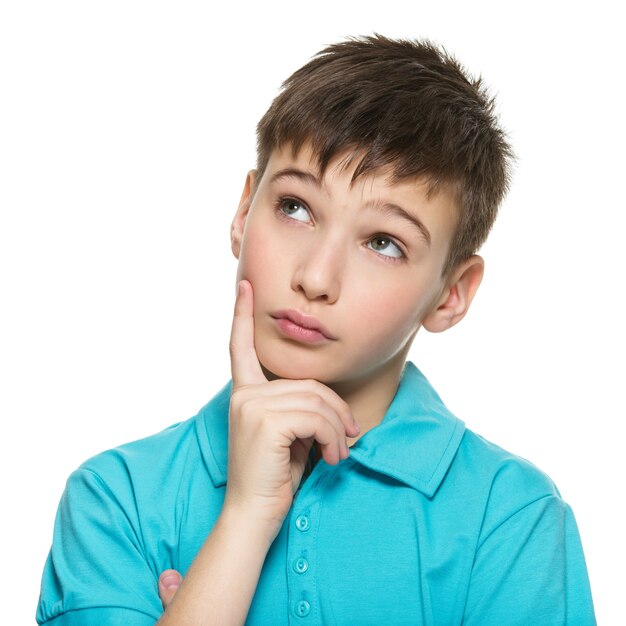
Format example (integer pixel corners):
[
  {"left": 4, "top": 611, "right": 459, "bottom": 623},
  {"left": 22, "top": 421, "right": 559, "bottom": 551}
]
[{"left": 256, "top": 343, "right": 337, "bottom": 383}]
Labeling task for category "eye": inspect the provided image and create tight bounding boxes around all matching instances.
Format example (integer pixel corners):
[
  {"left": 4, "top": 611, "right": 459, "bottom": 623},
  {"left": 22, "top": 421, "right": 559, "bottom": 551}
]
[
  {"left": 278, "top": 197, "right": 312, "bottom": 223},
  {"left": 367, "top": 235, "right": 404, "bottom": 259}
]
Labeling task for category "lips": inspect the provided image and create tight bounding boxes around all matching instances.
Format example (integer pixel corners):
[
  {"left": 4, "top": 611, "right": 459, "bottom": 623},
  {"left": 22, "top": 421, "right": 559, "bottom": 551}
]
[{"left": 270, "top": 309, "right": 336, "bottom": 342}]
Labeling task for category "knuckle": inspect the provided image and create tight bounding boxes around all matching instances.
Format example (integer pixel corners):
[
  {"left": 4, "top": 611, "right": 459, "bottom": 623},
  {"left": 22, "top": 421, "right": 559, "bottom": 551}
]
[
  {"left": 230, "top": 387, "right": 244, "bottom": 406},
  {"left": 230, "top": 388, "right": 254, "bottom": 416},
  {"left": 306, "top": 393, "right": 324, "bottom": 410},
  {"left": 228, "top": 338, "right": 237, "bottom": 357},
  {"left": 303, "top": 378, "right": 320, "bottom": 392},
  {"left": 229, "top": 394, "right": 241, "bottom": 413}
]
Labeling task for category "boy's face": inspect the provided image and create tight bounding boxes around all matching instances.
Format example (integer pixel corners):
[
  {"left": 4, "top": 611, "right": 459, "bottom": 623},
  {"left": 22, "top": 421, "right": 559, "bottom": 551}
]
[{"left": 231, "top": 142, "right": 466, "bottom": 388}]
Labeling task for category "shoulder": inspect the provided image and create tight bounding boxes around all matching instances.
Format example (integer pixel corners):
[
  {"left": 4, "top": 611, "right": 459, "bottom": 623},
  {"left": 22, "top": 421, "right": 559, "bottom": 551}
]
[
  {"left": 75, "top": 380, "right": 233, "bottom": 495},
  {"left": 69, "top": 415, "right": 202, "bottom": 510},
  {"left": 82, "top": 416, "right": 195, "bottom": 472},
  {"left": 458, "top": 428, "right": 559, "bottom": 496},
  {"left": 452, "top": 428, "right": 566, "bottom": 543}
]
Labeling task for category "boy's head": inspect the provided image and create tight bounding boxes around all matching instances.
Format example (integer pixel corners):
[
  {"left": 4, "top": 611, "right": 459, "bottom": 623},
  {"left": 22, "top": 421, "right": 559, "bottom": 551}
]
[
  {"left": 230, "top": 35, "right": 513, "bottom": 388},
  {"left": 255, "top": 34, "right": 513, "bottom": 277}
]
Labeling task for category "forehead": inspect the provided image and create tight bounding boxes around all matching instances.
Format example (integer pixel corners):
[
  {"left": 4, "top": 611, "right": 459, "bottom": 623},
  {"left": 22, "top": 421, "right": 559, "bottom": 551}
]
[{"left": 262, "top": 141, "right": 456, "bottom": 199}]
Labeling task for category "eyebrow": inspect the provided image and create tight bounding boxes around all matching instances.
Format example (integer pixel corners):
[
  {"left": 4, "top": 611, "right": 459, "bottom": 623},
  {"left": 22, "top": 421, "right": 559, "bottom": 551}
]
[
  {"left": 364, "top": 200, "right": 431, "bottom": 246},
  {"left": 269, "top": 167, "right": 323, "bottom": 189},
  {"left": 269, "top": 167, "right": 431, "bottom": 246}
]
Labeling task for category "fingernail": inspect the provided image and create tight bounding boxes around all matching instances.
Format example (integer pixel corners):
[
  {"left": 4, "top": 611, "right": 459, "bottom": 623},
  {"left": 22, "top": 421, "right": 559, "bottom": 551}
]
[
  {"left": 237, "top": 281, "right": 243, "bottom": 297},
  {"left": 354, "top": 422, "right": 361, "bottom": 434}
]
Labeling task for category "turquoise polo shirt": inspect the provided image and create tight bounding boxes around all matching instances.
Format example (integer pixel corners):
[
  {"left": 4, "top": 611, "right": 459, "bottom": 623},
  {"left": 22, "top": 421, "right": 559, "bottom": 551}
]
[{"left": 37, "top": 362, "right": 595, "bottom": 625}]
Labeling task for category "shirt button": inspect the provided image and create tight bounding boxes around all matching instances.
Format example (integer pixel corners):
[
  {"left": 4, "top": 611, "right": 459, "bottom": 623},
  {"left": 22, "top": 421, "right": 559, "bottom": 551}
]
[
  {"left": 292, "top": 556, "right": 309, "bottom": 574},
  {"left": 295, "top": 515, "right": 310, "bottom": 532},
  {"left": 294, "top": 599, "right": 311, "bottom": 617}
]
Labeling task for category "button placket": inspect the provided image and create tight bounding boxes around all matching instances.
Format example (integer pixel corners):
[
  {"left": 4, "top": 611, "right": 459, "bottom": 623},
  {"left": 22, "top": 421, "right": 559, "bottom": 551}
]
[{"left": 287, "top": 467, "right": 328, "bottom": 623}]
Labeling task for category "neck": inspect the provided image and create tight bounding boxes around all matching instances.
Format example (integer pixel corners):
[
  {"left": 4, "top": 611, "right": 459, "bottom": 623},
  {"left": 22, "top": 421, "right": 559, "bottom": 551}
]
[
  {"left": 310, "top": 355, "right": 407, "bottom": 465},
  {"left": 329, "top": 353, "right": 407, "bottom": 446}
]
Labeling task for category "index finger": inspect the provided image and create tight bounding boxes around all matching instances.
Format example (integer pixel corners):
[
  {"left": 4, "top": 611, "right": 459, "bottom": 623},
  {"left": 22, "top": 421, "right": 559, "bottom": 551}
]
[{"left": 229, "top": 280, "right": 266, "bottom": 387}]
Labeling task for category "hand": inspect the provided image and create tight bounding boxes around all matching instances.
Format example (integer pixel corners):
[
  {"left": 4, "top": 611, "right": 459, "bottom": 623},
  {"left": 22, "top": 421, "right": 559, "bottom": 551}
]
[
  {"left": 224, "top": 280, "right": 360, "bottom": 535},
  {"left": 158, "top": 569, "right": 182, "bottom": 610}
]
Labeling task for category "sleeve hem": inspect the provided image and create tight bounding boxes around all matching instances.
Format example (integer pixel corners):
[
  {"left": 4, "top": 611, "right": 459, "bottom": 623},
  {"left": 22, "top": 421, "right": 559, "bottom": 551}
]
[{"left": 39, "top": 605, "right": 159, "bottom": 625}]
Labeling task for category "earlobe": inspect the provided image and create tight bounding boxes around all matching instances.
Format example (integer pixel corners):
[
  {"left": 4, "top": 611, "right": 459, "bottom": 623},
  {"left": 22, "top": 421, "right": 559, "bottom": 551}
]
[
  {"left": 422, "top": 256, "right": 485, "bottom": 333},
  {"left": 231, "top": 170, "right": 257, "bottom": 260}
]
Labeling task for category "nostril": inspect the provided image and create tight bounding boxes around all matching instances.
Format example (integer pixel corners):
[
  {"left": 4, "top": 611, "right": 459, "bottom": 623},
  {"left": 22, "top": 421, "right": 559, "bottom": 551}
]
[{"left": 291, "top": 256, "right": 341, "bottom": 304}]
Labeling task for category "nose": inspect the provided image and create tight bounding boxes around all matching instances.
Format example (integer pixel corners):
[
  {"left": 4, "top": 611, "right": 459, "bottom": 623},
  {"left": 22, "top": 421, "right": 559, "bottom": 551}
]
[{"left": 291, "top": 237, "right": 343, "bottom": 304}]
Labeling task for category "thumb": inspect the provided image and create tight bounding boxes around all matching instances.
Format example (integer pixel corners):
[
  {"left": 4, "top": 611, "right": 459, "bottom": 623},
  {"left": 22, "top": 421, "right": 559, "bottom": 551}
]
[{"left": 158, "top": 569, "right": 183, "bottom": 610}]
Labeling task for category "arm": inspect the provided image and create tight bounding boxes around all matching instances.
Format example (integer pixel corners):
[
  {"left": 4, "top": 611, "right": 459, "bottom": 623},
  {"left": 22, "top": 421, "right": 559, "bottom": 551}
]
[
  {"left": 157, "top": 504, "right": 275, "bottom": 625},
  {"left": 37, "top": 463, "right": 278, "bottom": 626},
  {"left": 36, "top": 467, "right": 163, "bottom": 625}
]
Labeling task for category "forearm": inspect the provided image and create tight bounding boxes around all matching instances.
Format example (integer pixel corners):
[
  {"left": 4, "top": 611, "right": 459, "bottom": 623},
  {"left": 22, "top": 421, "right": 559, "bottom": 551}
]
[{"left": 157, "top": 503, "right": 277, "bottom": 625}]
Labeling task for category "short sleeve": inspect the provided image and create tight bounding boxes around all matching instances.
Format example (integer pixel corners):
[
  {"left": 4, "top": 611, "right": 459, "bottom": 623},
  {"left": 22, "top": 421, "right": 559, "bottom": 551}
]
[
  {"left": 36, "top": 467, "right": 163, "bottom": 625},
  {"left": 463, "top": 495, "right": 596, "bottom": 626}
]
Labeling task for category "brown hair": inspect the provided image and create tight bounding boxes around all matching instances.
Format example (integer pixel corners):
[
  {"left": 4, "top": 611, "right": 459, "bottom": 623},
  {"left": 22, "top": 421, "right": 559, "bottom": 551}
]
[{"left": 256, "top": 34, "right": 514, "bottom": 275}]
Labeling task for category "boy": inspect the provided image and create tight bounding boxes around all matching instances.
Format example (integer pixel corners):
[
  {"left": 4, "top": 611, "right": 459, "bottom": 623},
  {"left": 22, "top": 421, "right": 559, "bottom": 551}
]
[{"left": 37, "top": 35, "right": 595, "bottom": 625}]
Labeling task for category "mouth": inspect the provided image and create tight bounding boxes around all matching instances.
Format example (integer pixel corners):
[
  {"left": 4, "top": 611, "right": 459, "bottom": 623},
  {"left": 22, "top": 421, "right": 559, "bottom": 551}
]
[{"left": 270, "top": 309, "right": 336, "bottom": 343}]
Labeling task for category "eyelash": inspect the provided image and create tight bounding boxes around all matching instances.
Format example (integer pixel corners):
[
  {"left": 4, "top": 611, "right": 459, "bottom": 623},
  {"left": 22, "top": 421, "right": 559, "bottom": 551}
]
[{"left": 274, "top": 196, "right": 407, "bottom": 263}]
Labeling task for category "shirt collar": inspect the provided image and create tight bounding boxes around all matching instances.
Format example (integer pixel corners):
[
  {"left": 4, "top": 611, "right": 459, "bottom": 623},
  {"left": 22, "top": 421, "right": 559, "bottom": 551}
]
[{"left": 195, "top": 361, "right": 465, "bottom": 498}]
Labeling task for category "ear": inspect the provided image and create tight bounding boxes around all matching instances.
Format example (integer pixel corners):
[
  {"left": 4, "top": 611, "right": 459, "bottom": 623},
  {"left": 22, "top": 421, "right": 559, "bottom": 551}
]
[
  {"left": 231, "top": 170, "right": 257, "bottom": 260},
  {"left": 422, "top": 255, "right": 484, "bottom": 333}
]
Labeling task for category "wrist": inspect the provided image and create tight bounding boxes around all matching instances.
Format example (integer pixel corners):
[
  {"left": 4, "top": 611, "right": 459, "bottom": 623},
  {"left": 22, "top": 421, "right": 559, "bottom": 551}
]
[{"left": 219, "top": 499, "right": 284, "bottom": 547}]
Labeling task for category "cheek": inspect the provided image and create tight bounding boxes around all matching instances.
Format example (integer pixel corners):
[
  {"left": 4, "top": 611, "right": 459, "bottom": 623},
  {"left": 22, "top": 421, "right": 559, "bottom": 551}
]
[
  {"left": 236, "top": 226, "right": 274, "bottom": 285},
  {"left": 369, "top": 300, "right": 420, "bottom": 346},
  {"left": 348, "top": 280, "right": 434, "bottom": 354}
]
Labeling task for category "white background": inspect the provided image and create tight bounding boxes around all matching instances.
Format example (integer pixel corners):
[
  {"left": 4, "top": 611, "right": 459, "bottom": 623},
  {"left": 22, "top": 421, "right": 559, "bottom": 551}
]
[{"left": 1, "top": 1, "right": 623, "bottom": 623}]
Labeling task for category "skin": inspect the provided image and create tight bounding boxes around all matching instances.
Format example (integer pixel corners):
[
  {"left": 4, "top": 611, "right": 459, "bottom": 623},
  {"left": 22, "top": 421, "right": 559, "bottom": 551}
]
[{"left": 157, "top": 141, "right": 484, "bottom": 617}]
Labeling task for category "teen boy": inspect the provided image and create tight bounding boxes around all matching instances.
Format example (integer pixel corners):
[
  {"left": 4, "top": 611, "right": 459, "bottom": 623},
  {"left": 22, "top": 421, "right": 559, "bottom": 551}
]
[{"left": 37, "top": 35, "right": 595, "bottom": 625}]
